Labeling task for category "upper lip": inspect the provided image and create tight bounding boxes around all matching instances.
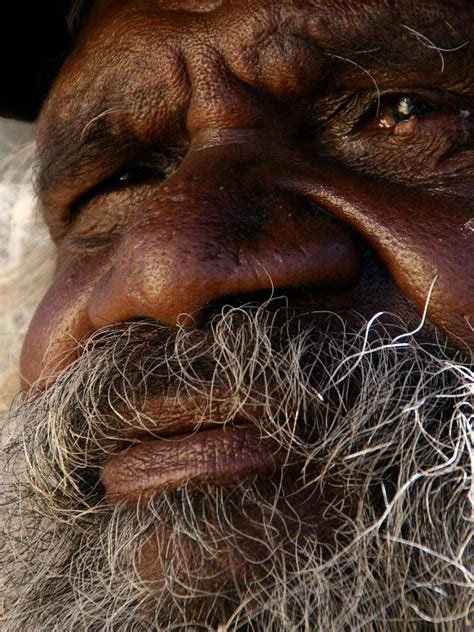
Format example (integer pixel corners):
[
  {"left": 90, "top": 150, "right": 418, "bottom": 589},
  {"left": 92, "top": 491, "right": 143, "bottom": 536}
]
[{"left": 110, "top": 389, "right": 271, "bottom": 443}]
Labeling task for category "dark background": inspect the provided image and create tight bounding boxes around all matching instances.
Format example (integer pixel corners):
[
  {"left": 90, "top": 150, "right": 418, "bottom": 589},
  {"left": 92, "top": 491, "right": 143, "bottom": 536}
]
[{"left": 1, "top": 2, "right": 75, "bottom": 121}]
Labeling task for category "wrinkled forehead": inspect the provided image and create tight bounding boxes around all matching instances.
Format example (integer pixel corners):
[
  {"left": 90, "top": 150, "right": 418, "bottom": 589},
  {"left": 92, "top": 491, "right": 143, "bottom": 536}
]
[
  {"left": 63, "top": 0, "right": 474, "bottom": 104},
  {"left": 69, "top": 0, "right": 473, "bottom": 91},
  {"left": 93, "top": 0, "right": 225, "bottom": 10},
  {"left": 83, "top": 0, "right": 474, "bottom": 35}
]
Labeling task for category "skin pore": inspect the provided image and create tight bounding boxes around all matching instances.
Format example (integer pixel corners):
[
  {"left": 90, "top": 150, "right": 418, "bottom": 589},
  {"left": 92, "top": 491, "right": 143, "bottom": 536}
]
[{"left": 2, "top": 0, "right": 473, "bottom": 630}]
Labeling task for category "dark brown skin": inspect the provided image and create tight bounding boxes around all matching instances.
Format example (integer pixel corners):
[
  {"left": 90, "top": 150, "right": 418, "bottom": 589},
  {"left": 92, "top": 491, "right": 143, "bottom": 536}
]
[{"left": 22, "top": 0, "right": 474, "bottom": 390}]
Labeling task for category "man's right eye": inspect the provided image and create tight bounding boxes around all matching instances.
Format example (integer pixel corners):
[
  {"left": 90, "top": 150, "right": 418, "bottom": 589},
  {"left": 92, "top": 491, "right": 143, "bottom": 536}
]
[
  {"left": 113, "top": 164, "right": 166, "bottom": 186},
  {"left": 106, "top": 150, "right": 183, "bottom": 189},
  {"left": 65, "top": 148, "right": 186, "bottom": 233},
  {"left": 69, "top": 163, "right": 163, "bottom": 219}
]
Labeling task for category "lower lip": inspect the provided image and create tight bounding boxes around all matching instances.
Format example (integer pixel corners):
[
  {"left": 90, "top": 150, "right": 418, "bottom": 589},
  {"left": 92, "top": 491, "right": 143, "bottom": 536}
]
[{"left": 101, "top": 426, "right": 285, "bottom": 503}]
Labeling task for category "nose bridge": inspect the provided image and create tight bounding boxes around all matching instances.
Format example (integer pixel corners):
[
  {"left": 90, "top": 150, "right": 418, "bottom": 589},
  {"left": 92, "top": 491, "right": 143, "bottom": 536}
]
[
  {"left": 88, "top": 147, "right": 361, "bottom": 328},
  {"left": 184, "top": 39, "right": 287, "bottom": 138}
]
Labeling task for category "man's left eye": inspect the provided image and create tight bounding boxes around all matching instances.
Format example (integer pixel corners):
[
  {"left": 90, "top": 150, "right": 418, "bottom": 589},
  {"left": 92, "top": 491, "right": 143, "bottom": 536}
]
[{"left": 376, "top": 96, "right": 438, "bottom": 129}]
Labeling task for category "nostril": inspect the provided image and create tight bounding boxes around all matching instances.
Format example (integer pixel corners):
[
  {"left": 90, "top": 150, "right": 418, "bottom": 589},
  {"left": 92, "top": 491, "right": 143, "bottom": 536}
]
[{"left": 197, "top": 290, "right": 286, "bottom": 324}]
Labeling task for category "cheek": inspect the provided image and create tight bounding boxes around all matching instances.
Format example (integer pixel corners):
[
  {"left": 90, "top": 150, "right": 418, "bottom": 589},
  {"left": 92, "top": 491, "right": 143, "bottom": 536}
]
[
  {"left": 19, "top": 251, "right": 112, "bottom": 389},
  {"left": 266, "top": 160, "right": 474, "bottom": 349}
]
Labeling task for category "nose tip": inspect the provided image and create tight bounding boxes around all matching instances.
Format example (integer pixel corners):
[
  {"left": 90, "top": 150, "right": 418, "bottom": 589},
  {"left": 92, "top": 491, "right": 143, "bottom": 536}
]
[{"left": 88, "top": 182, "right": 361, "bottom": 329}]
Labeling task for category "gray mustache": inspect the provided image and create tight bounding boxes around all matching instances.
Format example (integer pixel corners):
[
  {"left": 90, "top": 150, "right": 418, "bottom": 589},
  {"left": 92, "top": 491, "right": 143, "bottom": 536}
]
[{"left": 4, "top": 302, "right": 468, "bottom": 508}]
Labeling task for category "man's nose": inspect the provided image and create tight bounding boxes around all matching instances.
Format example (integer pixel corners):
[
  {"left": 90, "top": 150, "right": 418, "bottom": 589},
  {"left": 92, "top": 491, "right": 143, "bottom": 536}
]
[{"left": 88, "top": 149, "right": 361, "bottom": 327}]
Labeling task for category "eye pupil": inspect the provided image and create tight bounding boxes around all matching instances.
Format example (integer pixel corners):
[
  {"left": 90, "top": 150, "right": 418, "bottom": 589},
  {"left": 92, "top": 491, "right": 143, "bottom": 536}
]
[
  {"left": 112, "top": 151, "right": 182, "bottom": 187},
  {"left": 116, "top": 165, "right": 161, "bottom": 185}
]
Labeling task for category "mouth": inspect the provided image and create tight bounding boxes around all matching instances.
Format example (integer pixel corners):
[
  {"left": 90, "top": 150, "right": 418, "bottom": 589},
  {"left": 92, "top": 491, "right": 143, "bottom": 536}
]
[
  {"left": 100, "top": 394, "right": 289, "bottom": 504},
  {"left": 101, "top": 425, "right": 286, "bottom": 503}
]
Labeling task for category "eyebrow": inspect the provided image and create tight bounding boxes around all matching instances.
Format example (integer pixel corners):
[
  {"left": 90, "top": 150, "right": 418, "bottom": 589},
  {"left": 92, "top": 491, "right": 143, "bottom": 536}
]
[{"left": 37, "top": 107, "right": 136, "bottom": 212}]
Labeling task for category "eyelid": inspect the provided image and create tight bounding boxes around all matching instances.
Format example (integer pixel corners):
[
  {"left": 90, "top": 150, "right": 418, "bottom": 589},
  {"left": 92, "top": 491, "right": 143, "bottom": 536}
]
[{"left": 66, "top": 149, "right": 184, "bottom": 228}]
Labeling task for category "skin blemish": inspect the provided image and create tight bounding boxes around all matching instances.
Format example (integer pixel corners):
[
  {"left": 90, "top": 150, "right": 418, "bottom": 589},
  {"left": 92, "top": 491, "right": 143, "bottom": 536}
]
[{"left": 393, "top": 118, "right": 418, "bottom": 136}]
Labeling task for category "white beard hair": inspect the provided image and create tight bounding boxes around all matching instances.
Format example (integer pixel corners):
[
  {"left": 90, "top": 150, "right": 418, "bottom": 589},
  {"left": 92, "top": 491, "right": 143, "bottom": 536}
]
[{"left": 2, "top": 307, "right": 473, "bottom": 631}]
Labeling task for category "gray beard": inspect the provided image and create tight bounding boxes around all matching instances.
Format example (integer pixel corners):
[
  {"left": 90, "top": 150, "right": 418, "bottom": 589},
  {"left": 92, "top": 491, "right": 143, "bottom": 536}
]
[{"left": 1, "top": 301, "right": 473, "bottom": 631}]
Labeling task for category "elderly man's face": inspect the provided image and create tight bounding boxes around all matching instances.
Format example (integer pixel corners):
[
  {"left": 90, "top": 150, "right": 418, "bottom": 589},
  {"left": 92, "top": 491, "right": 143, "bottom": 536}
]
[{"left": 3, "top": 0, "right": 473, "bottom": 630}]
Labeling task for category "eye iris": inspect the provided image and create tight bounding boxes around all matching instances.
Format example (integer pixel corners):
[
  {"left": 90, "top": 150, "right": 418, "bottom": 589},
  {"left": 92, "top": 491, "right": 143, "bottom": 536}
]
[
  {"left": 388, "top": 97, "right": 434, "bottom": 124},
  {"left": 391, "top": 97, "right": 414, "bottom": 122}
]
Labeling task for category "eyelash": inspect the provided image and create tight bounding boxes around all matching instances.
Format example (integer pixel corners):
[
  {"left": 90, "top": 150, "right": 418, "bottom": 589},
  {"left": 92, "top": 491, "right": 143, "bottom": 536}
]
[{"left": 114, "top": 164, "right": 165, "bottom": 185}]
